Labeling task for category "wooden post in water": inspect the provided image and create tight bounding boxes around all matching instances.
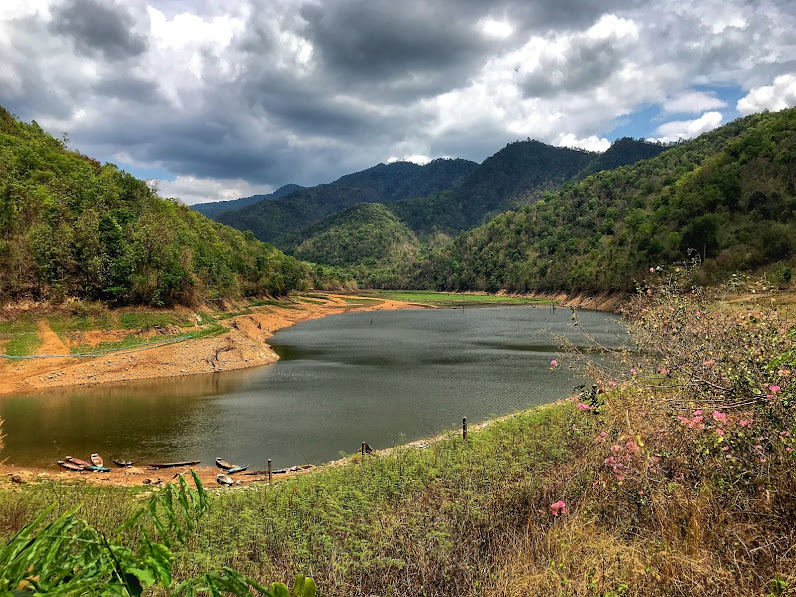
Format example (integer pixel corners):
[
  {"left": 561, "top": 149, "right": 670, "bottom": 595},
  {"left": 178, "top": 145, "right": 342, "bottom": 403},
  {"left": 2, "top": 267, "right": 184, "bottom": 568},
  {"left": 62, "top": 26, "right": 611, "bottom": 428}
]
[
  {"left": 267, "top": 459, "right": 272, "bottom": 486},
  {"left": 462, "top": 417, "right": 468, "bottom": 441}
]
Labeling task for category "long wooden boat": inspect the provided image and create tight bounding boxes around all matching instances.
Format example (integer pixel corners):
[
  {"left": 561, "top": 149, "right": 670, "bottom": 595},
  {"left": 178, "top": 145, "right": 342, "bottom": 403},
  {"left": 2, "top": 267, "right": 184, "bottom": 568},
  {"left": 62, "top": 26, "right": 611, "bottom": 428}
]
[
  {"left": 146, "top": 460, "right": 201, "bottom": 469},
  {"left": 85, "top": 465, "right": 112, "bottom": 473},
  {"left": 65, "top": 456, "right": 91, "bottom": 469},
  {"left": 58, "top": 460, "right": 83, "bottom": 471},
  {"left": 226, "top": 465, "right": 249, "bottom": 474},
  {"left": 90, "top": 453, "right": 104, "bottom": 467},
  {"left": 215, "top": 458, "right": 234, "bottom": 470}
]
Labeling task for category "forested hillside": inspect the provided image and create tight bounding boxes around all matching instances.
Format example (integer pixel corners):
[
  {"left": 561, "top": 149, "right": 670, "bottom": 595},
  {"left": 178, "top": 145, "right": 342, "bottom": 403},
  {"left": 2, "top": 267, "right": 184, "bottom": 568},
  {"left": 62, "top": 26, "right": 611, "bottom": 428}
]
[
  {"left": 192, "top": 184, "right": 304, "bottom": 219},
  {"left": 0, "top": 107, "right": 338, "bottom": 306},
  {"left": 284, "top": 138, "right": 667, "bottom": 278},
  {"left": 288, "top": 203, "right": 420, "bottom": 285},
  {"left": 216, "top": 158, "right": 477, "bottom": 243},
  {"left": 406, "top": 108, "right": 796, "bottom": 292}
]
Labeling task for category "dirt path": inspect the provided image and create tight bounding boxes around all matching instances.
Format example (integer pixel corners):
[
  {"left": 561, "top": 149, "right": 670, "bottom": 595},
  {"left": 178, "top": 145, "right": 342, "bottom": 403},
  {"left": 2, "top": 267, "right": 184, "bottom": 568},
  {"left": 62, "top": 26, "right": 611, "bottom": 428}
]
[{"left": 0, "top": 295, "right": 421, "bottom": 397}]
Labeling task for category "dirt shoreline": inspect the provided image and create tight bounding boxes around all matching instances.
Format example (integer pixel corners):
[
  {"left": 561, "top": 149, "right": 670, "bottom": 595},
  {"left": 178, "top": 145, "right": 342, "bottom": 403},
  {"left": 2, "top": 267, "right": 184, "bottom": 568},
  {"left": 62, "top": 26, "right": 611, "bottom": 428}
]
[{"left": 0, "top": 294, "right": 420, "bottom": 397}]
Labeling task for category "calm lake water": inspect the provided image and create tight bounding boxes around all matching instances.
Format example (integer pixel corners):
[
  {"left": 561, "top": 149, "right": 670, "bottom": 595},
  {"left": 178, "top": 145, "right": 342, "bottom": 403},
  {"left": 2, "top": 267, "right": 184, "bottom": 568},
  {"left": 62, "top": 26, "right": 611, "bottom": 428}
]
[{"left": 0, "top": 306, "right": 627, "bottom": 469}]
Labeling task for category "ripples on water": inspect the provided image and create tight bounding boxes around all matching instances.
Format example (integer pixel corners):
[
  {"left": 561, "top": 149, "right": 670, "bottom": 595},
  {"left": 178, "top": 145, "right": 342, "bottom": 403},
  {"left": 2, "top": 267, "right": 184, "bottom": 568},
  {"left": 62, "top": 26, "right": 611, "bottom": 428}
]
[{"left": 0, "top": 306, "right": 628, "bottom": 468}]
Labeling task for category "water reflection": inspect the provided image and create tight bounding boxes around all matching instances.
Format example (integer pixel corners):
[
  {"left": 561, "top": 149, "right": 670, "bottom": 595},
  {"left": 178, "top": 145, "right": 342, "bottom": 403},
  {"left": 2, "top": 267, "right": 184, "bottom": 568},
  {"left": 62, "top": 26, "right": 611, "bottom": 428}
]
[{"left": 0, "top": 306, "right": 627, "bottom": 468}]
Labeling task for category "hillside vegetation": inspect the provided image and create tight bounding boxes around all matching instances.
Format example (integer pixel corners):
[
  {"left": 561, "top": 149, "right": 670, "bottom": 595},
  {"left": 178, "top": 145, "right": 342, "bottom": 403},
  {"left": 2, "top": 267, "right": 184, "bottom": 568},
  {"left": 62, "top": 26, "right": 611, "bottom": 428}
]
[
  {"left": 0, "top": 106, "right": 340, "bottom": 306},
  {"left": 406, "top": 108, "right": 796, "bottom": 292},
  {"left": 277, "top": 138, "right": 667, "bottom": 280},
  {"left": 216, "top": 158, "right": 477, "bottom": 244}
]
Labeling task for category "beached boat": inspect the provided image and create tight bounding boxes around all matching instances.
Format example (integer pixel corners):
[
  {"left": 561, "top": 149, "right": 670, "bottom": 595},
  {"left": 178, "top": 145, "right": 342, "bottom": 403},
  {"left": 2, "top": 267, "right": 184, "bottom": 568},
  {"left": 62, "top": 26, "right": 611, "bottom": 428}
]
[
  {"left": 216, "top": 473, "right": 234, "bottom": 486},
  {"left": 90, "top": 453, "right": 104, "bottom": 467},
  {"left": 226, "top": 465, "right": 249, "bottom": 474},
  {"left": 85, "top": 465, "right": 111, "bottom": 473},
  {"left": 58, "top": 460, "right": 83, "bottom": 471},
  {"left": 146, "top": 460, "right": 201, "bottom": 469},
  {"left": 65, "top": 456, "right": 91, "bottom": 469},
  {"left": 112, "top": 459, "right": 139, "bottom": 467},
  {"left": 215, "top": 458, "right": 234, "bottom": 470}
]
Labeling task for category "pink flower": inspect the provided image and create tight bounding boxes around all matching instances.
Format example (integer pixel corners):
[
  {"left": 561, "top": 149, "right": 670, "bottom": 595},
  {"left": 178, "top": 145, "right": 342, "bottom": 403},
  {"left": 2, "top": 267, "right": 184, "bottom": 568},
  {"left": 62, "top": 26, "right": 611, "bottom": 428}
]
[
  {"left": 630, "top": 368, "right": 637, "bottom": 376},
  {"left": 712, "top": 411, "right": 726, "bottom": 423},
  {"left": 703, "top": 359, "right": 715, "bottom": 367},
  {"left": 608, "top": 380, "right": 616, "bottom": 387},
  {"left": 769, "top": 385, "right": 781, "bottom": 394},
  {"left": 550, "top": 359, "right": 558, "bottom": 370},
  {"left": 576, "top": 402, "right": 593, "bottom": 411},
  {"left": 740, "top": 418, "right": 754, "bottom": 428},
  {"left": 715, "top": 428, "right": 724, "bottom": 437},
  {"left": 550, "top": 500, "right": 566, "bottom": 516},
  {"left": 649, "top": 267, "right": 655, "bottom": 273}
]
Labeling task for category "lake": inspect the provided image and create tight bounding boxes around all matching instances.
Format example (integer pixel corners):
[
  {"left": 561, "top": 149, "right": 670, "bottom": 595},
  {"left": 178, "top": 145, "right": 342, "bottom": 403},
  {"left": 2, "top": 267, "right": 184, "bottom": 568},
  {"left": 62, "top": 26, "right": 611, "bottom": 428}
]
[{"left": 0, "top": 305, "right": 627, "bottom": 468}]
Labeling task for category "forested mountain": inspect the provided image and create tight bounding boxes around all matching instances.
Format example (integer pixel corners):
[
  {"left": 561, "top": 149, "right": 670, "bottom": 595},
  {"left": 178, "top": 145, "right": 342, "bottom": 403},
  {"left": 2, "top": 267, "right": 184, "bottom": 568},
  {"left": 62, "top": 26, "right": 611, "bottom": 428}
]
[
  {"left": 388, "top": 141, "right": 595, "bottom": 234},
  {"left": 192, "top": 184, "right": 304, "bottom": 219},
  {"left": 404, "top": 108, "right": 796, "bottom": 293},
  {"left": 216, "top": 158, "right": 477, "bottom": 243},
  {"left": 288, "top": 203, "right": 420, "bottom": 270},
  {"left": 575, "top": 137, "right": 668, "bottom": 179},
  {"left": 0, "top": 106, "right": 340, "bottom": 306},
  {"left": 285, "top": 137, "right": 667, "bottom": 275}
]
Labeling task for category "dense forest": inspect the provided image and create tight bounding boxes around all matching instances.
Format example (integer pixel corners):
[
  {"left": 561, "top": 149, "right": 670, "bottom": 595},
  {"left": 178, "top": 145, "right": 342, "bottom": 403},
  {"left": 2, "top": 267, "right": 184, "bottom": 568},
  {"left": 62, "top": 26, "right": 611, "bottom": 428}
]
[
  {"left": 216, "top": 158, "right": 477, "bottom": 244},
  {"left": 0, "top": 106, "right": 346, "bottom": 307},
  {"left": 405, "top": 108, "right": 796, "bottom": 292},
  {"left": 272, "top": 137, "right": 668, "bottom": 282}
]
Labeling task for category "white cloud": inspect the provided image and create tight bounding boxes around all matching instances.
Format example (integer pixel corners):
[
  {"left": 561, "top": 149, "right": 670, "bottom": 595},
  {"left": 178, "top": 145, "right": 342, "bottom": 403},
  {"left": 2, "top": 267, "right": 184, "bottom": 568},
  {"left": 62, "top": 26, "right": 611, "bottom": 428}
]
[
  {"left": 479, "top": 18, "right": 513, "bottom": 39},
  {"left": 556, "top": 133, "right": 610, "bottom": 152},
  {"left": 155, "top": 175, "right": 267, "bottom": 205},
  {"left": 737, "top": 74, "right": 796, "bottom": 115},
  {"left": 650, "top": 111, "right": 724, "bottom": 143},
  {"left": 663, "top": 90, "right": 727, "bottom": 114},
  {"left": 387, "top": 154, "right": 432, "bottom": 165}
]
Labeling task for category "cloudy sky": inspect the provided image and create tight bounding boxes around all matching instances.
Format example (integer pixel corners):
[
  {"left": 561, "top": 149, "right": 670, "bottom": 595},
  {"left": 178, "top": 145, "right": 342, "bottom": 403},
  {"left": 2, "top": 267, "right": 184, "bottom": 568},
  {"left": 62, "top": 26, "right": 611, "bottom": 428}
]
[{"left": 1, "top": 0, "right": 795, "bottom": 204}]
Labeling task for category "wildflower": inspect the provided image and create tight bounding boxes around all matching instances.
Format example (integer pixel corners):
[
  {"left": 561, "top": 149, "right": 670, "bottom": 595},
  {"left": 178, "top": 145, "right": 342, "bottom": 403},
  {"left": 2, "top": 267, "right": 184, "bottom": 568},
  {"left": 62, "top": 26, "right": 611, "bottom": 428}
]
[
  {"left": 576, "top": 402, "right": 593, "bottom": 411},
  {"left": 693, "top": 409, "right": 703, "bottom": 416},
  {"left": 594, "top": 431, "right": 608, "bottom": 442},
  {"left": 787, "top": 447, "right": 793, "bottom": 453},
  {"left": 608, "top": 380, "right": 616, "bottom": 387},
  {"left": 739, "top": 418, "right": 754, "bottom": 428},
  {"left": 703, "top": 359, "right": 715, "bottom": 367},
  {"left": 769, "top": 385, "right": 781, "bottom": 394},
  {"left": 630, "top": 368, "right": 637, "bottom": 376},
  {"left": 712, "top": 411, "right": 726, "bottom": 423},
  {"left": 550, "top": 359, "right": 558, "bottom": 370},
  {"left": 715, "top": 428, "right": 724, "bottom": 437},
  {"left": 550, "top": 500, "right": 566, "bottom": 516},
  {"left": 649, "top": 267, "right": 654, "bottom": 273}
]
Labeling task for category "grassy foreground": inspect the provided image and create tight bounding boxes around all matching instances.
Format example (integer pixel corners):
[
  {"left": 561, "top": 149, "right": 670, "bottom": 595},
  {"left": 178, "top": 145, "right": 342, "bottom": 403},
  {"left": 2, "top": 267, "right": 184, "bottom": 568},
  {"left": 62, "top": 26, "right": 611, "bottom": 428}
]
[{"left": 1, "top": 274, "right": 795, "bottom": 596}]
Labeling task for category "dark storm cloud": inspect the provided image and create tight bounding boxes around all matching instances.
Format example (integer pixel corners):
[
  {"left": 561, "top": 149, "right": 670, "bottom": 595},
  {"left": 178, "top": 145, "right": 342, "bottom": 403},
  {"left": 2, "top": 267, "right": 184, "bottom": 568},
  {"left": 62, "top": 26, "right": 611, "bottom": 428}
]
[
  {"left": 50, "top": 0, "right": 147, "bottom": 61},
  {"left": 520, "top": 35, "right": 629, "bottom": 98},
  {"left": 2, "top": 0, "right": 795, "bottom": 203}
]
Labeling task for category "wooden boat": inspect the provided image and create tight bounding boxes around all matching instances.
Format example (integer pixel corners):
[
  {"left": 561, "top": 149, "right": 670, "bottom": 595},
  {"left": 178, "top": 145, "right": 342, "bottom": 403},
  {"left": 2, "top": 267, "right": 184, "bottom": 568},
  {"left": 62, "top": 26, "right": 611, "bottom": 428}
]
[
  {"left": 226, "top": 465, "right": 249, "bottom": 475},
  {"left": 65, "top": 456, "right": 91, "bottom": 469},
  {"left": 215, "top": 458, "right": 234, "bottom": 470},
  {"left": 216, "top": 473, "right": 234, "bottom": 486},
  {"left": 58, "top": 460, "right": 83, "bottom": 472},
  {"left": 85, "top": 465, "right": 111, "bottom": 473},
  {"left": 90, "top": 453, "right": 104, "bottom": 467},
  {"left": 113, "top": 459, "right": 139, "bottom": 468},
  {"left": 146, "top": 460, "right": 201, "bottom": 469}
]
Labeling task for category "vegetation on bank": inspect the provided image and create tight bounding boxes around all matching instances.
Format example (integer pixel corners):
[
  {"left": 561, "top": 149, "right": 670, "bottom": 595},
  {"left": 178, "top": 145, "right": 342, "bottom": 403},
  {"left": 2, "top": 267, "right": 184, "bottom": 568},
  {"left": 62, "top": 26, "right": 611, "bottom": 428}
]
[
  {"left": 2, "top": 270, "right": 793, "bottom": 596},
  {"left": 403, "top": 108, "right": 796, "bottom": 293},
  {"left": 362, "top": 289, "right": 549, "bottom": 307},
  {"left": 0, "top": 106, "right": 350, "bottom": 307}
]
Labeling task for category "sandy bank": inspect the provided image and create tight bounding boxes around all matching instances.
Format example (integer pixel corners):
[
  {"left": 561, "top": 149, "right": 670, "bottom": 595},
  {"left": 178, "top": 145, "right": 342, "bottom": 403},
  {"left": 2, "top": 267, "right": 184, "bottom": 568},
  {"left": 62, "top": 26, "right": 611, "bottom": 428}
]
[{"left": 0, "top": 294, "right": 420, "bottom": 397}]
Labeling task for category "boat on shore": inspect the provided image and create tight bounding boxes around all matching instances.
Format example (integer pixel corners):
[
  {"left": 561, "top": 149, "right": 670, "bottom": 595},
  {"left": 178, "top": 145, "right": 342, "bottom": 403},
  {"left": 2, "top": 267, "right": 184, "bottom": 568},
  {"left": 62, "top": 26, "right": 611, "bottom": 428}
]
[
  {"left": 65, "top": 456, "right": 92, "bottom": 469},
  {"left": 146, "top": 460, "right": 201, "bottom": 469},
  {"left": 58, "top": 460, "right": 83, "bottom": 471},
  {"left": 215, "top": 458, "right": 234, "bottom": 470},
  {"left": 226, "top": 465, "right": 249, "bottom": 474},
  {"left": 90, "top": 453, "right": 104, "bottom": 467},
  {"left": 112, "top": 459, "right": 139, "bottom": 467}
]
